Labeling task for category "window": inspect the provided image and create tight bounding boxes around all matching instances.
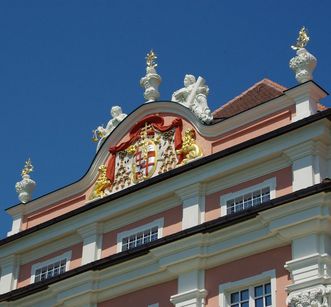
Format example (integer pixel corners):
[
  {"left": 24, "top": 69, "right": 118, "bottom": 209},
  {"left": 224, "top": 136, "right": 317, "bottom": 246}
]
[
  {"left": 117, "top": 219, "right": 163, "bottom": 252},
  {"left": 220, "top": 178, "right": 276, "bottom": 216},
  {"left": 219, "top": 270, "right": 276, "bottom": 307},
  {"left": 229, "top": 282, "right": 272, "bottom": 307},
  {"left": 31, "top": 251, "right": 71, "bottom": 283}
]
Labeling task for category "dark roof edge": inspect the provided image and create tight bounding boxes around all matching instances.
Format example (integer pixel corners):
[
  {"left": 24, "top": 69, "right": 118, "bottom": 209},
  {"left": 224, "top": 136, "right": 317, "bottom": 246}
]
[
  {"left": 283, "top": 79, "right": 329, "bottom": 96},
  {"left": 2, "top": 108, "right": 331, "bottom": 247},
  {"left": 2, "top": 180, "right": 331, "bottom": 302}
]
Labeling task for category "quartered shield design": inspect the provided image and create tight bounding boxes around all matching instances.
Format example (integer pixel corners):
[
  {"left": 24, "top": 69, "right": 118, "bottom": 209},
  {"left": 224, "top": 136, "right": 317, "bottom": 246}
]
[{"left": 132, "top": 139, "right": 157, "bottom": 183}]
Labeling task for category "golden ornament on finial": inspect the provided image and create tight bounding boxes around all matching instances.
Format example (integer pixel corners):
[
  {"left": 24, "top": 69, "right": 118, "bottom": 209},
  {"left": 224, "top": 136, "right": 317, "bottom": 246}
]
[
  {"left": 291, "top": 26, "right": 310, "bottom": 50},
  {"left": 21, "top": 158, "right": 34, "bottom": 177},
  {"left": 146, "top": 50, "right": 157, "bottom": 68}
]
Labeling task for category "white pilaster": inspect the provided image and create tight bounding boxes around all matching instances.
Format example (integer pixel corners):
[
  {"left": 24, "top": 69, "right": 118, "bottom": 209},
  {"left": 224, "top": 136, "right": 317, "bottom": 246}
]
[
  {"left": 175, "top": 184, "right": 205, "bottom": 230},
  {"left": 285, "top": 81, "right": 327, "bottom": 122},
  {"left": 284, "top": 141, "right": 327, "bottom": 191},
  {"left": 6, "top": 205, "right": 24, "bottom": 237},
  {"left": 77, "top": 223, "right": 102, "bottom": 265},
  {"left": 285, "top": 234, "right": 331, "bottom": 306},
  {"left": 7, "top": 213, "right": 23, "bottom": 237},
  {"left": 0, "top": 255, "right": 18, "bottom": 294},
  {"left": 170, "top": 270, "right": 207, "bottom": 307}
]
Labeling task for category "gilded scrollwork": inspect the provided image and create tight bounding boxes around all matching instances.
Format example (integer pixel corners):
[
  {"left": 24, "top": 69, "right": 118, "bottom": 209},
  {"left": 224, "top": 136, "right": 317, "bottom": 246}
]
[
  {"left": 89, "top": 165, "right": 111, "bottom": 200},
  {"left": 176, "top": 129, "right": 203, "bottom": 164}
]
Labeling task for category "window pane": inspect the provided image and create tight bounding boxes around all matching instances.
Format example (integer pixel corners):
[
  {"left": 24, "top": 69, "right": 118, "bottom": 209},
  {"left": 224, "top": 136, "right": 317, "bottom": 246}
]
[
  {"left": 240, "top": 289, "right": 249, "bottom": 301},
  {"left": 255, "top": 297, "right": 263, "bottom": 307},
  {"left": 265, "top": 295, "right": 272, "bottom": 306},
  {"left": 265, "top": 283, "right": 271, "bottom": 294},
  {"left": 241, "top": 302, "right": 249, "bottom": 307},
  {"left": 254, "top": 285, "right": 263, "bottom": 297},
  {"left": 230, "top": 292, "right": 239, "bottom": 303}
]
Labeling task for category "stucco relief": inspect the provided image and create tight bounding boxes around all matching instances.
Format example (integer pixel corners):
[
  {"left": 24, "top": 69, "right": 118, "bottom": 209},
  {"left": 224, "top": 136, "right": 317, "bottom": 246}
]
[
  {"left": 89, "top": 116, "right": 203, "bottom": 200},
  {"left": 287, "top": 286, "right": 331, "bottom": 307}
]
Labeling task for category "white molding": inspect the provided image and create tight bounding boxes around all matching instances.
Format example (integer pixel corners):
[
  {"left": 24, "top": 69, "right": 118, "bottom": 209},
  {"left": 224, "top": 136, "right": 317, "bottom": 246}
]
[
  {"left": 30, "top": 251, "right": 71, "bottom": 284},
  {"left": 20, "top": 233, "right": 80, "bottom": 265},
  {"left": 148, "top": 304, "right": 159, "bottom": 307},
  {"left": 116, "top": 218, "right": 164, "bottom": 252},
  {"left": 206, "top": 155, "right": 289, "bottom": 195},
  {"left": 219, "top": 270, "right": 276, "bottom": 307},
  {"left": 102, "top": 196, "right": 179, "bottom": 234},
  {"left": 220, "top": 177, "right": 276, "bottom": 216}
]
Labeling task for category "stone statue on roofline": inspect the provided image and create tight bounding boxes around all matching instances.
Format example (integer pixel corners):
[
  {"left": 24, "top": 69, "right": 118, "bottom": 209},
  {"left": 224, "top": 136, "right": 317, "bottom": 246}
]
[
  {"left": 289, "top": 26, "right": 317, "bottom": 84},
  {"left": 172, "top": 74, "right": 213, "bottom": 124},
  {"left": 92, "top": 105, "right": 127, "bottom": 151}
]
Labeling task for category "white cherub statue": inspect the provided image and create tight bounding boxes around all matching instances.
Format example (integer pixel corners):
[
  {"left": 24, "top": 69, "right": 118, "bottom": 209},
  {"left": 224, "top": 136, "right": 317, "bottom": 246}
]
[{"left": 93, "top": 106, "right": 127, "bottom": 151}]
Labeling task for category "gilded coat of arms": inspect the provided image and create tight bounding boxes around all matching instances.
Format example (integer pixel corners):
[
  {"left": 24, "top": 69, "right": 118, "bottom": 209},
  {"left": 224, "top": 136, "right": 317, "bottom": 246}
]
[{"left": 89, "top": 116, "right": 203, "bottom": 199}]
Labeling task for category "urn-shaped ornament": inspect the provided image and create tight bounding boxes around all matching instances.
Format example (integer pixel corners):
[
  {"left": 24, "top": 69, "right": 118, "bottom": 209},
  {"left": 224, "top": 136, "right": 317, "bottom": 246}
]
[{"left": 289, "top": 48, "right": 317, "bottom": 83}]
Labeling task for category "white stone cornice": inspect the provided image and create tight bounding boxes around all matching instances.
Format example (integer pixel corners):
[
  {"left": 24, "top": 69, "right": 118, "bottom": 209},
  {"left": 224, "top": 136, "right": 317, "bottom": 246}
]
[
  {"left": 285, "top": 81, "right": 328, "bottom": 103},
  {"left": 77, "top": 223, "right": 103, "bottom": 239},
  {"left": 174, "top": 183, "right": 205, "bottom": 201},
  {"left": 170, "top": 289, "right": 208, "bottom": 306},
  {"left": 284, "top": 140, "right": 317, "bottom": 161}
]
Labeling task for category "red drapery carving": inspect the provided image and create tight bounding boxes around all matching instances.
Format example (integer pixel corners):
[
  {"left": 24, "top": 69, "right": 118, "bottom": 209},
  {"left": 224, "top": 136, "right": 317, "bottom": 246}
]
[{"left": 106, "top": 115, "right": 183, "bottom": 182}]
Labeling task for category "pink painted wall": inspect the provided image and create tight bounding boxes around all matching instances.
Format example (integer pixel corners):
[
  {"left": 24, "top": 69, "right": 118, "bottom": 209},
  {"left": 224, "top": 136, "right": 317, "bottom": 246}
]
[
  {"left": 102, "top": 206, "right": 182, "bottom": 258},
  {"left": 212, "top": 108, "right": 293, "bottom": 153},
  {"left": 17, "top": 242, "right": 83, "bottom": 288},
  {"left": 98, "top": 279, "right": 177, "bottom": 307},
  {"left": 205, "top": 245, "right": 292, "bottom": 307},
  {"left": 22, "top": 195, "right": 86, "bottom": 230},
  {"left": 205, "top": 167, "right": 292, "bottom": 222}
]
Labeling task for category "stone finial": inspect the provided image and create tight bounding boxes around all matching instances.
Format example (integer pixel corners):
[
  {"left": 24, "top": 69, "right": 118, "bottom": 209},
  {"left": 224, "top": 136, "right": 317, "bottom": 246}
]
[
  {"left": 289, "top": 27, "right": 317, "bottom": 83},
  {"left": 140, "top": 50, "right": 162, "bottom": 102},
  {"left": 15, "top": 159, "right": 36, "bottom": 203}
]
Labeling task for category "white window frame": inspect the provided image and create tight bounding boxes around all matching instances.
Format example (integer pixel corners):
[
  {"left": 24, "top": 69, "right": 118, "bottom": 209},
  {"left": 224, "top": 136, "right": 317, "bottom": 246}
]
[
  {"left": 220, "top": 178, "right": 276, "bottom": 216},
  {"left": 30, "top": 251, "right": 71, "bottom": 284},
  {"left": 116, "top": 218, "right": 164, "bottom": 252},
  {"left": 219, "top": 270, "right": 276, "bottom": 307}
]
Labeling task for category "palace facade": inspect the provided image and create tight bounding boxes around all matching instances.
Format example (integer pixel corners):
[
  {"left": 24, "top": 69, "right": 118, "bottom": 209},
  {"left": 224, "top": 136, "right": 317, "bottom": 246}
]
[{"left": 0, "top": 34, "right": 331, "bottom": 307}]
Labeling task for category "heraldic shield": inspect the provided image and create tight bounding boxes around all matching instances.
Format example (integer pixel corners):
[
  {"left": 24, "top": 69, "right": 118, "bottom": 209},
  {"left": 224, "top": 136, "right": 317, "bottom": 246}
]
[{"left": 132, "top": 138, "right": 157, "bottom": 183}]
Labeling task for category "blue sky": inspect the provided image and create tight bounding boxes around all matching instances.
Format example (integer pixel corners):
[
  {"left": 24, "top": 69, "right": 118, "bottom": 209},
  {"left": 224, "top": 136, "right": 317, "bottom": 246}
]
[{"left": 0, "top": 1, "right": 330, "bottom": 238}]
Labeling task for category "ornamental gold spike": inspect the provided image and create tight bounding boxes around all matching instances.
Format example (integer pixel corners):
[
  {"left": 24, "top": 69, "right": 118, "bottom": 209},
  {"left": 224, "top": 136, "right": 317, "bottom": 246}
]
[
  {"left": 21, "top": 158, "right": 34, "bottom": 177},
  {"left": 146, "top": 50, "right": 157, "bottom": 68},
  {"left": 291, "top": 26, "right": 310, "bottom": 50}
]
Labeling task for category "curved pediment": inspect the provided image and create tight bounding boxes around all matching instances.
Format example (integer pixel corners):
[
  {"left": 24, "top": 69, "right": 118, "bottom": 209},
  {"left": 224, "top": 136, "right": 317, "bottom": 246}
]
[{"left": 89, "top": 101, "right": 213, "bottom": 200}]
